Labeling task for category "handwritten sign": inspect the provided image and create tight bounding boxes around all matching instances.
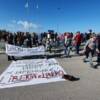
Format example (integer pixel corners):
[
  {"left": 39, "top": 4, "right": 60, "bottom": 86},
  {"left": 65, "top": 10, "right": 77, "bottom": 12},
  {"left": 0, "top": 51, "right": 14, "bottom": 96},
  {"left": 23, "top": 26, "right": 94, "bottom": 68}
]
[
  {"left": 0, "top": 59, "right": 66, "bottom": 89},
  {"left": 6, "top": 44, "right": 45, "bottom": 57}
]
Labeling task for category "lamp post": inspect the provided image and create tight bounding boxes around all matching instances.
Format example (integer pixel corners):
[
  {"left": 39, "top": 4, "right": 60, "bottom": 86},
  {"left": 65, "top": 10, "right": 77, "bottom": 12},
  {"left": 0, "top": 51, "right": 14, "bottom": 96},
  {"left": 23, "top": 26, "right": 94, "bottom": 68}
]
[{"left": 57, "top": 7, "right": 61, "bottom": 34}]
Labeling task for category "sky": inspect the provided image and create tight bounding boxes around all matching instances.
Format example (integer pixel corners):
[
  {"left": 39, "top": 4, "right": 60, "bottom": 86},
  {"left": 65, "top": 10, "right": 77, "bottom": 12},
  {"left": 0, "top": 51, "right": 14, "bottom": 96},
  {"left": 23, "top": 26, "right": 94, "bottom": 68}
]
[{"left": 0, "top": 0, "right": 100, "bottom": 33}]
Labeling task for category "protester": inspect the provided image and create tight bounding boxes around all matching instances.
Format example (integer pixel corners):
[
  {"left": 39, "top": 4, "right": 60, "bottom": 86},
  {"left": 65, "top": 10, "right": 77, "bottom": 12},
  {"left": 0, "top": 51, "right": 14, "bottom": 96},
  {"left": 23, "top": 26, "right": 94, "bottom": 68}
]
[
  {"left": 74, "top": 31, "right": 82, "bottom": 54},
  {"left": 64, "top": 32, "right": 72, "bottom": 57},
  {"left": 0, "top": 29, "right": 98, "bottom": 61},
  {"left": 83, "top": 34, "right": 96, "bottom": 67},
  {"left": 94, "top": 34, "right": 100, "bottom": 68},
  {"left": 7, "top": 33, "right": 16, "bottom": 61}
]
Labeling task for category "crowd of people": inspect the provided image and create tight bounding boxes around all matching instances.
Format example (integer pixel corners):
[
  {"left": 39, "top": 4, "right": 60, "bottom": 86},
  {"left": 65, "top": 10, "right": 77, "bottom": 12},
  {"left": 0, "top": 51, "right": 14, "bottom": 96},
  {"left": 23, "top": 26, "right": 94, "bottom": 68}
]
[
  {"left": 63, "top": 30, "right": 100, "bottom": 68},
  {"left": 0, "top": 30, "right": 58, "bottom": 48},
  {"left": 0, "top": 29, "right": 100, "bottom": 68}
]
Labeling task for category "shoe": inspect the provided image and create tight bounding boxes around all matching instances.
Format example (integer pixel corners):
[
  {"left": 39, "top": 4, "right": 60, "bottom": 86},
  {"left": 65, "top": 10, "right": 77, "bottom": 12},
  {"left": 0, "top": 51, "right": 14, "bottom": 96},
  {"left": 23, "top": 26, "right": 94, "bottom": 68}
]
[
  {"left": 62, "top": 74, "right": 80, "bottom": 81},
  {"left": 67, "top": 55, "right": 72, "bottom": 58},
  {"left": 83, "top": 58, "right": 87, "bottom": 63},
  {"left": 93, "top": 64, "right": 99, "bottom": 69},
  {"left": 90, "top": 63, "right": 94, "bottom": 68},
  {"left": 83, "top": 60, "right": 87, "bottom": 63}
]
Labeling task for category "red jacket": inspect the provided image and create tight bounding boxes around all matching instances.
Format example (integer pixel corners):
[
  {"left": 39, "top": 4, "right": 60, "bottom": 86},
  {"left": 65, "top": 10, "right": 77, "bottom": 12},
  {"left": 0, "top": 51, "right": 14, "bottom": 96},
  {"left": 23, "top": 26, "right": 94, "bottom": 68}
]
[{"left": 74, "top": 33, "right": 82, "bottom": 45}]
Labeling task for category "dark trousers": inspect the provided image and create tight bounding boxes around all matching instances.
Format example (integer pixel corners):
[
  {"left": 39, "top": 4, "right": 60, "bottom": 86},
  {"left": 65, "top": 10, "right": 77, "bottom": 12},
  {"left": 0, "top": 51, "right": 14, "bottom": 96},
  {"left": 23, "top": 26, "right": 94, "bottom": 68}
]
[
  {"left": 75, "top": 44, "right": 80, "bottom": 54},
  {"left": 85, "top": 48, "right": 95, "bottom": 65},
  {"left": 85, "top": 48, "right": 95, "bottom": 58},
  {"left": 97, "top": 53, "right": 100, "bottom": 63}
]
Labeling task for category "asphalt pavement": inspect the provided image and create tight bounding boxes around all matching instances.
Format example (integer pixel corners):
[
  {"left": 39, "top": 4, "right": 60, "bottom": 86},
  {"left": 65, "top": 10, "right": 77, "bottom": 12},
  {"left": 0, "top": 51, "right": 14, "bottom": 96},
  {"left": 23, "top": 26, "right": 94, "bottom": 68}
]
[{"left": 0, "top": 53, "right": 100, "bottom": 100}]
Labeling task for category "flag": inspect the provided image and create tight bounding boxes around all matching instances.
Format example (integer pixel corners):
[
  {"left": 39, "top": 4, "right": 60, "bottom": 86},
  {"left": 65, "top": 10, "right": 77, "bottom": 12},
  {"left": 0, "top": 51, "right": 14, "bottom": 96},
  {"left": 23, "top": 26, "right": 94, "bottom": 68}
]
[{"left": 25, "top": 2, "right": 29, "bottom": 8}]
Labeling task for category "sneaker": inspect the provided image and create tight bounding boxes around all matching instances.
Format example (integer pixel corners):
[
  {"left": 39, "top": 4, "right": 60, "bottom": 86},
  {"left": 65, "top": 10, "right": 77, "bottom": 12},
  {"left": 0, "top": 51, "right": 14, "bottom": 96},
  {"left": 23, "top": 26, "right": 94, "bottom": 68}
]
[
  {"left": 93, "top": 63, "right": 100, "bottom": 69},
  {"left": 90, "top": 63, "right": 94, "bottom": 68},
  {"left": 83, "top": 58, "right": 87, "bottom": 63}
]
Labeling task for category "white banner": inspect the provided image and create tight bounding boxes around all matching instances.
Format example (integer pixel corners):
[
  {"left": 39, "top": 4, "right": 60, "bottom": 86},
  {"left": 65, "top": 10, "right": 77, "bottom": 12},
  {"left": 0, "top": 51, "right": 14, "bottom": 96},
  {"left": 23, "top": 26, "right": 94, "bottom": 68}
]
[
  {"left": 6, "top": 44, "right": 45, "bottom": 57},
  {"left": 0, "top": 59, "right": 66, "bottom": 89}
]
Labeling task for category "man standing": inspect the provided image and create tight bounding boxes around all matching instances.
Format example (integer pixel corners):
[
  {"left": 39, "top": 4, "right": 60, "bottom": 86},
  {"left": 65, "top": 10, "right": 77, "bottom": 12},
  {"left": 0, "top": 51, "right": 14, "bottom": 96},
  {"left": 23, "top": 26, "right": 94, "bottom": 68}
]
[
  {"left": 83, "top": 35, "right": 96, "bottom": 67},
  {"left": 64, "top": 32, "right": 72, "bottom": 57},
  {"left": 7, "top": 33, "right": 16, "bottom": 61},
  {"left": 74, "top": 31, "right": 82, "bottom": 54}
]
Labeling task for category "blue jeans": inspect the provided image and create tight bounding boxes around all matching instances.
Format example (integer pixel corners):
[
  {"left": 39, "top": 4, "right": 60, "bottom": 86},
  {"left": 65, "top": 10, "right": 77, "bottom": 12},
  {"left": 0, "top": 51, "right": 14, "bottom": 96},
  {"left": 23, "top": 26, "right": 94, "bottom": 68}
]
[{"left": 64, "top": 46, "right": 71, "bottom": 57}]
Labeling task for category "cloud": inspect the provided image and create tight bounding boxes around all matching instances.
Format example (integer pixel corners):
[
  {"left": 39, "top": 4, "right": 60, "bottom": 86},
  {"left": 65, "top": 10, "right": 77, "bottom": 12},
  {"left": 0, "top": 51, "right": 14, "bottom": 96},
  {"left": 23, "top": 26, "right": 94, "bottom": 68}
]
[
  {"left": 17, "top": 20, "right": 39, "bottom": 30},
  {"left": 5, "top": 20, "right": 42, "bottom": 32}
]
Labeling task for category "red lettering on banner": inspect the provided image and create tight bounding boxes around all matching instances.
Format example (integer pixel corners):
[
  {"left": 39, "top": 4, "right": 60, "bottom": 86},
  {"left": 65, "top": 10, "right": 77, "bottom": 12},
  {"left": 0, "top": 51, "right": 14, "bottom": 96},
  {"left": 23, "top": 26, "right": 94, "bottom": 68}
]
[
  {"left": 32, "top": 74, "right": 37, "bottom": 79},
  {"left": 12, "top": 76, "right": 18, "bottom": 82},
  {"left": 45, "top": 72, "right": 53, "bottom": 79},
  {"left": 9, "top": 75, "right": 18, "bottom": 82},
  {"left": 27, "top": 74, "right": 37, "bottom": 80},
  {"left": 41, "top": 73, "right": 45, "bottom": 78},
  {"left": 8, "top": 70, "right": 64, "bottom": 83},
  {"left": 18, "top": 74, "right": 37, "bottom": 81},
  {"left": 19, "top": 75, "right": 26, "bottom": 81},
  {"left": 38, "top": 75, "right": 42, "bottom": 78}
]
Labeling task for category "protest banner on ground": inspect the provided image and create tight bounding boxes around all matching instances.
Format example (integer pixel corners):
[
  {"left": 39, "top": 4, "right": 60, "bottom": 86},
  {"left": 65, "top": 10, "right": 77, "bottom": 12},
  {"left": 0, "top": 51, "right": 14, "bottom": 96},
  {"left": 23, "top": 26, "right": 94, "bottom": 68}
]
[
  {"left": 5, "top": 44, "right": 45, "bottom": 57},
  {"left": 0, "top": 58, "right": 66, "bottom": 89}
]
